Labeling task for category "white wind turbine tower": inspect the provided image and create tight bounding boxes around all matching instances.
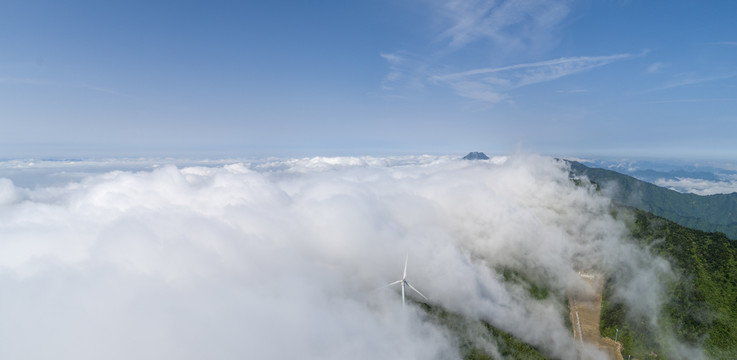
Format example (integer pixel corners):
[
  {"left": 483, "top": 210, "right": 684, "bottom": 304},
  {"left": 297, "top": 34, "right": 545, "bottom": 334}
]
[{"left": 387, "top": 254, "right": 428, "bottom": 306}]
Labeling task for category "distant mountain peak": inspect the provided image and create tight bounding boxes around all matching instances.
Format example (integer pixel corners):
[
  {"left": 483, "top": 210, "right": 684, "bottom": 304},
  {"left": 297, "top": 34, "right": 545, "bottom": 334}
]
[{"left": 463, "top": 152, "right": 489, "bottom": 160}]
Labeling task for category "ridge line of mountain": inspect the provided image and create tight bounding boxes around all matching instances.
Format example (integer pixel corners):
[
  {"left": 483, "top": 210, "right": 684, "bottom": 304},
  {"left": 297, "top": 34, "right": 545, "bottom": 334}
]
[{"left": 565, "top": 160, "right": 737, "bottom": 240}]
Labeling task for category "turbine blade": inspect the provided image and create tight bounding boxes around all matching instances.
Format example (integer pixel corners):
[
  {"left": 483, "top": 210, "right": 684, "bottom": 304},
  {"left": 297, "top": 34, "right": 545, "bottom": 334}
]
[
  {"left": 403, "top": 254, "right": 408, "bottom": 280},
  {"left": 406, "top": 282, "right": 429, "bottom": 301},
  {"left": 386, "top": 280, "right": 403, "bottom": 287}
]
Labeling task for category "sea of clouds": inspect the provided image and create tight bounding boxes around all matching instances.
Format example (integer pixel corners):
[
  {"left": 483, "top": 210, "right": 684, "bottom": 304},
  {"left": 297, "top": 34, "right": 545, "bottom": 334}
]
[
  {"left": 0, "top": 154, "right": 699, "bottom": 359},
  {"left": 653, "top": 177, "right": 737, "bottom": 195}
]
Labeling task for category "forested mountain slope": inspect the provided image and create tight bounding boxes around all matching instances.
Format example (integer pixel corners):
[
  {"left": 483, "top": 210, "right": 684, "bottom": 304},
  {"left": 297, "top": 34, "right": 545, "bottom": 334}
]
[
  {"left": 601, "top": 208, "right": 737, "bottom": 359},
  {"left": 422, "top": 171, "right": 737, "bottom": 359},
  {"left": 568, "top": 161, "right": 737, "bottom": 240}
]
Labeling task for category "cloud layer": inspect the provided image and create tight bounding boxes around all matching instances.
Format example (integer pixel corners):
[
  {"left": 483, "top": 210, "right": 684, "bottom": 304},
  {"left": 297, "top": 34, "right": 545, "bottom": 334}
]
[
  {"left": 0, "top": 155, "right": 681, "bottom": 359},
  {"left": 654, "top": 177, "right": 737, "bottom": 195}
]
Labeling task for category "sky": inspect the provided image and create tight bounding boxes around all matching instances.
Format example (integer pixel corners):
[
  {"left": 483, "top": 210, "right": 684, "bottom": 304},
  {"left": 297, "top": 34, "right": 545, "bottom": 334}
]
[{"left": 1, "top": 0, "right": 736, "bottom": 158}]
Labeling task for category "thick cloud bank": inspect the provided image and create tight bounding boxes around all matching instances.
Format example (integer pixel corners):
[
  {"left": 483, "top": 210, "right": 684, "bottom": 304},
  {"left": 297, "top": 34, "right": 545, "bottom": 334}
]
[{"left": 0, "top": 155, "right": 674, "bottom": 359}]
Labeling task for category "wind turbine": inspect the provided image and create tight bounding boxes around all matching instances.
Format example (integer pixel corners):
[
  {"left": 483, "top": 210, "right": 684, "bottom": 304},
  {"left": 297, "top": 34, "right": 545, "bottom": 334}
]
[{"left": 387, "top": 254, "right": 428, "bottom": 306}]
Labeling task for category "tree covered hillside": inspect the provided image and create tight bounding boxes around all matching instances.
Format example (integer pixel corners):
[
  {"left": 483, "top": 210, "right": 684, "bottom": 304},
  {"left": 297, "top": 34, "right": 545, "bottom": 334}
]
[
  {"left": 568, "top": 161, "right": 737, "bottom": 240},
  {"left": 601, "top": 208, "right": 737, "bottom": 359}
]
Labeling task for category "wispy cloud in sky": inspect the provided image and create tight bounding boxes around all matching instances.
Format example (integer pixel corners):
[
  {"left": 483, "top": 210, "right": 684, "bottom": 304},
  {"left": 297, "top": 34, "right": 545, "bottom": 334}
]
[
  {"left": 710, "top": 41, "right": 737, "bottom": 46},
  {"left": 648, "top": 98, "right": 737, "bottom": 104},
  {"left": 647, "top": 62, "right": 665, "bottom": 74},
  {"left": 556, "top": 89, "right": 590, "bottom": 94},
  {"left": 381, "top": 1, "right": 641, "bottom": 103},
  {"left": 437, "top": 0, "right": 570, "bottom": 52},
  {"left": 430, "top": 54, "right": 634, "bottom": 102},
  {"left": 78, "top": 83, "right": 125, "bottom": 96},
  {"left": 0, "top": 77, "right": 124, "bottom": 96},
  {"left": 379, "top": 52, "right": 427, "bottom": 92},
  {"left": 0, "top": 77, "right": 51, "bottom": 85},
  {"left": 635, "top": 73, "right": 737, "bottom": 94},
  {"left": 380, "top": 0, "right": 578, "bottom": 101}
]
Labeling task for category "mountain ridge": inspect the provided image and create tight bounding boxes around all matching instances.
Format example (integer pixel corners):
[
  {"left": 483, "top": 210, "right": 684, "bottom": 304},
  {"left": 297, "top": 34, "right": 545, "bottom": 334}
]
[{"left": 567, "top": 160, "right": 737, "bottom": 240}]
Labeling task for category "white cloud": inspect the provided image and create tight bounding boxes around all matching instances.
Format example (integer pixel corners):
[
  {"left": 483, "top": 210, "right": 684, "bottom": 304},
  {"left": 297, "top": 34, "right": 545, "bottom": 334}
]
[
  {"left": 379, "top": 52, "right": 403, "bottom": 64},
  {"left": 556, "top": 89, "right": 590, "bottom": 94},
  {"left": 648, "top": 98, "right": 737, "bottom": 104},
  {"left": 0, "top": 155, "right": 692, "bottom": 359},
  {"left": 431, "top": 54, "right": 633, "bottom": 102},
  {"left": 443, "top": 79, "right": 508, "bottom": 102},
  {"left": 437, "top": 0, "right": 570, "bottom": 52},
  {"left": 0, "top": 178, "right": 19, "bottom": 205},
  {"left": 0, "top": 77, "right": 51, "bottom": 85},
  {"left": 654, "top": 177, "right": 737, "bottom": 195},
  {"left": 647, "top": 62, "right": 665, "bottom": 73},
  {"left": 380, "top": 1, "right": 641, "bottom": 103},
  {"left": 0, "top": 77, "right": 123, "bottom": 95},
  {"left": 380, "top": 0, "right": 576, "bottom": 99},
  {"left": 379, "top": 52, "right": 428, "bottom": 92},
  {"left": 635, "top": 73, "right": 737, "bottom": 94}
]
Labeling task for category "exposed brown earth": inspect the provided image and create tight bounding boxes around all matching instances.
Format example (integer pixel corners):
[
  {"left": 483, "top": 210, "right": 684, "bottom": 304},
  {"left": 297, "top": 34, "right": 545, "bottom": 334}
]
[{"left": 569, "top": 273, "right": 624, "bottom": 360}]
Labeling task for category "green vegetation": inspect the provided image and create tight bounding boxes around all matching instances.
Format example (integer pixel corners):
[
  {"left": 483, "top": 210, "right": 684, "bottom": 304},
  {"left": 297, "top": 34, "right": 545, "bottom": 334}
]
[
  {"left": 419, "top": 302, "right": 549, "bottom": 360},
  {"left": 500, "top": 268, "right": 551, "bottom": 301},
  {"left": 568, "top": 161, "right": 737, "bottom": 240},
  {"left": 415, "top": 267, "right": 574, "bottom": 359},
  {"left": 500, "top": 267, "right": 572, "bottom": 334},
  {"left": 600, "top": 276, "right": 661, "bottom": 359},
  {"left": 420, "top": 164, "right": 737, "bottom": 358},
  {"left": 600, "top": 208, "right": 737, "bottom": 359},
  {"left": 421, "top": 206, "right": 737, "bottom": 358}
]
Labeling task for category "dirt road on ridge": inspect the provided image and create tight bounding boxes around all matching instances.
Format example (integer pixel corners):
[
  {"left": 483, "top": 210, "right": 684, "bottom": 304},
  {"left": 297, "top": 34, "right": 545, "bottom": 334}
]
[{"left": 568, "top": 273, "right": 624, "bottom": 360}]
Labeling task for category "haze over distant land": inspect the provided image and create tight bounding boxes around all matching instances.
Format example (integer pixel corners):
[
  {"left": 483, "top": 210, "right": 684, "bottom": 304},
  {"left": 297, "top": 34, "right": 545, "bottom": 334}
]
[{"left": 1, "top": 1, "right": 736, "bottom": 157}]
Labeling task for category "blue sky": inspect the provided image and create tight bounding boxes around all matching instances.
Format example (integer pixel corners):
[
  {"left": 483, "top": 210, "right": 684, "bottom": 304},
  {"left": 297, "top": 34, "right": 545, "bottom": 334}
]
[{"left": 1, "top": 0, "right": 736, "bottom": 158}]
